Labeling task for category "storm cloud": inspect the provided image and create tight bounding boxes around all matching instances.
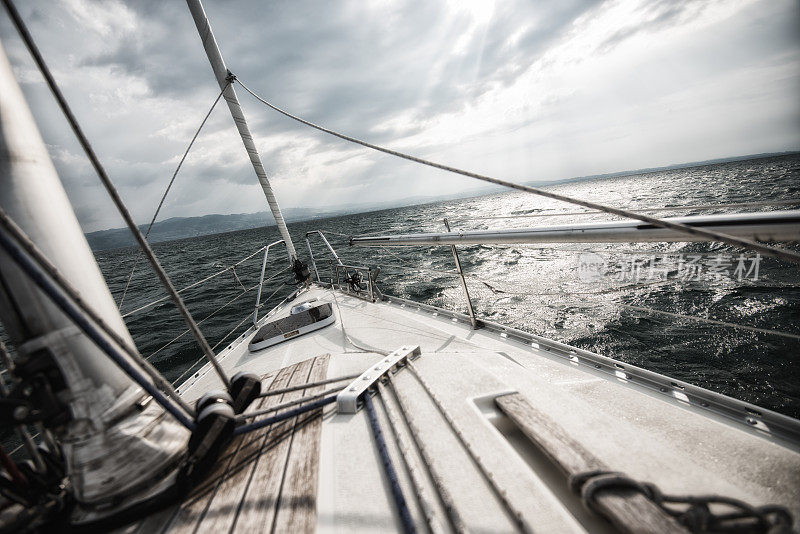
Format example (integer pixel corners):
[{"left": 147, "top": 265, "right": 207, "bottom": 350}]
[{"left": 1, "top": 0, "right": 798, "bottom": 232}]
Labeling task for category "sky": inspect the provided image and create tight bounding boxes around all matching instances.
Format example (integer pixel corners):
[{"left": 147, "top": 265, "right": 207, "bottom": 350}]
[{"left": 1, "top": 0, "right": 798, "bottom": 232}]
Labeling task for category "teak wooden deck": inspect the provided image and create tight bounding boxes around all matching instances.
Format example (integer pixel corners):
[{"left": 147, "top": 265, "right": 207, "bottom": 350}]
[{"left": 124, "top": 354, "right": 330, "bottom": 534}]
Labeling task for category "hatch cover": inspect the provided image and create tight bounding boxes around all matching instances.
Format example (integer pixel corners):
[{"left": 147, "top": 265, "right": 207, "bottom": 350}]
[{"left": 249, "top": 302, "right": 335, "bottom": 351}]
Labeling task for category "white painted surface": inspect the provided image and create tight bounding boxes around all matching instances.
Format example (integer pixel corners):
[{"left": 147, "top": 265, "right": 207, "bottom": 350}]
[{"left": 176, "top": 285, "right": 800, "bottom": 531}]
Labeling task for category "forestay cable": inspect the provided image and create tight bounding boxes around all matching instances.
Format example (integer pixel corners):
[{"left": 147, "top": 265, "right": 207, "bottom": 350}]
[
  {"left": 235, "top": 78, "right": 800, "bottom": 265},
  {"left": 117, "top": 82, "right": 229, "bottom": 310}
]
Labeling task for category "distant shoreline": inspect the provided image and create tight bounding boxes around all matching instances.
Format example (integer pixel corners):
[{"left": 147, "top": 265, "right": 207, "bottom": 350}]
[{"left": 86, "top": 150, "right": 799, "bottom": 251}]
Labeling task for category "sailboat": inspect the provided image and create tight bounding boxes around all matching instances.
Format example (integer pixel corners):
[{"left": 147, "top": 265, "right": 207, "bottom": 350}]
[{"left": 1, "top": 0, "right": 798, "bottom": 532}]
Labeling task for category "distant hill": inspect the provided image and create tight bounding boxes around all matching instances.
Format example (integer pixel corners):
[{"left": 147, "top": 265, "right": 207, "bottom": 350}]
[
  {"left": 85, "top": 150, "right": 798, "bottom": 251},
  {"left": 84, "top": 189, "right": 500, "bottom": 251}
]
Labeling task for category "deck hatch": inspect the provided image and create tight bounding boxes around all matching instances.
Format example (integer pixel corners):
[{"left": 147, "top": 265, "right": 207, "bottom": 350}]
[{"left": 249, "top": 302, "right": 334, "bottom": 351}]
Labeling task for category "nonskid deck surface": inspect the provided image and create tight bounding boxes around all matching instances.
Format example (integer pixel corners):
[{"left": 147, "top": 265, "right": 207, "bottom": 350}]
[{"left": 127, "top": 285, "right": 800, "bottom": 532}]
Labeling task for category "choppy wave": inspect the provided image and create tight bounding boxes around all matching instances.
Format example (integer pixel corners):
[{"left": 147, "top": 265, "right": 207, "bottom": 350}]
[{"left": 5, "top": 155, "right": 798, "bottom": 425}]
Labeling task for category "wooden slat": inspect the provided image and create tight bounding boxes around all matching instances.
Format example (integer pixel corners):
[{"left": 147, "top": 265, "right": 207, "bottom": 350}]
[
  {"left": 231, "top": 356, "right": 320, "bottom": 530},
  {"left": 495, "top": 393, "right": 688, "bottom": 534},
  {"left": 109, "top": 358, "right": 330, "bottom": 534},
  {"left": 271, "top": 354, "right": 329, "bottom": 532},
  {"left": 184, "top": 364, "right": 300, "bottom": 532},
  {"left": 123, "top": 370, "right": 278, "bottom": 534},
  {"left": 165, "top": 366, "right": 297, "bottom": 534}
]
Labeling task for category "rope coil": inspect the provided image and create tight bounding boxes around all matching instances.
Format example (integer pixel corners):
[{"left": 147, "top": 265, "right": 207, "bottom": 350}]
[{"left": 570, "top": 470, "right": 794, "bottom": 533}]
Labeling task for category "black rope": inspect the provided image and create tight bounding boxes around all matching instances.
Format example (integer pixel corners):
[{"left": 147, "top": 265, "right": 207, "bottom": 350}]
[
  {"left": 363, "top": 391, "right": 417, "bottom": 534},
  {"left": 232, "top": 394, "right": 336, "bottom": 436},
  {"left": 570, "top": 470, "right": 794, "bottom": 533}
]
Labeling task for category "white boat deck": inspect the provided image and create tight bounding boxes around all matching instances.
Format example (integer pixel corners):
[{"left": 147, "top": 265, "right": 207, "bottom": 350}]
[{"left": 122, "top": 284, "right": 800, "bottom": 533}]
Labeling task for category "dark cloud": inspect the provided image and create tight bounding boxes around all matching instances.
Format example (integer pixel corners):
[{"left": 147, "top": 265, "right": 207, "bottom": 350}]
[
  {"left": 597, "top": 1, "right": 706, "bottom": 54},
  {"left": 1, "top": 0, "right": 798, "bottom": 232}
]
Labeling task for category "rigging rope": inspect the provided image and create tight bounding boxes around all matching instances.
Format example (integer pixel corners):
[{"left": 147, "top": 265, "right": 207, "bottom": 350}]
[
  {"left": 234, "top": 78, "right": 800, "bottom": 265},
  {"left": 375, "top": 379, "right": 448, "bottom": 534},
  {"left": 237, "top": 385, "right": 346, "bottom": 420},
  {"left": 406, "top": 360, "right": 533, "bottom": 533},
  {"left": 4, "top": 0, "right": 231, "bottom": 388},
  {"left": 257, "top": 374, "right": 360, "bottom": 397},
  {"left": 232, "top": 394, "right": 337, "bottom": 436},
  {"left": 117, "top": 82, "right": 229, "bottom": 310}
]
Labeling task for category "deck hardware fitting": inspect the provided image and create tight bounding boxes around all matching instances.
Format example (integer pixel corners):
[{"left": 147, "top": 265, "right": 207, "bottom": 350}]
[
  {"left": 337, "top": 345, "right": 421, "bottom": 414},
  {"left": 673, "top": 391, "right": 690, "bottom": 403}
]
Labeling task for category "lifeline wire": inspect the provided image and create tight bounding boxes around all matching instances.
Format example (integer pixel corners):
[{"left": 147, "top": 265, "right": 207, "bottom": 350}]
[
  {"left": 123, "top": 252, "right": 281, "bottom": 319},
  {"left": 171, "top": 282, "right": 296, "bottom": 387},
  {"left": 235, "top": 78, "right": 800, "bottom": 265},
  {"left": 117, "top": 82, "right": 229, "bottom": 310},
  {"left": 3, "top": 0, "right": 231, "bottom": 389},
  {"left": 146, "top": 281, "right": 262, "bottom": 361}
]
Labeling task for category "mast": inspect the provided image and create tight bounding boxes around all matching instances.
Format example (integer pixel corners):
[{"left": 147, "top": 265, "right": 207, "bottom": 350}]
[
  {"left": 0, "top": 39, "right": 188, "bottom": 519},
  {"left": 186, "top": 0, "right": 298, "bottom": 261}
]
